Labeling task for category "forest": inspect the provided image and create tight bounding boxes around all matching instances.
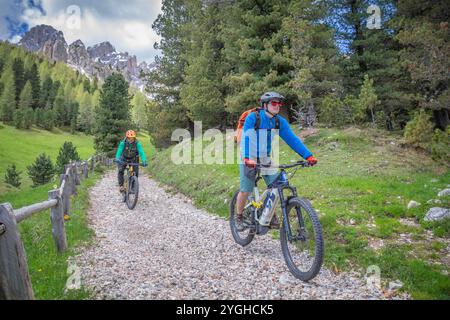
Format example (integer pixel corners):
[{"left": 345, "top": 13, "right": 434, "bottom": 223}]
[{"left": 146, "top": 0, "right": 449, "bottom": 157}]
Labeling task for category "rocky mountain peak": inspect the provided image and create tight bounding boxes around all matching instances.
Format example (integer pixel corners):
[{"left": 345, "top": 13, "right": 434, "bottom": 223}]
[
  {"left": 87, "top": 41, "right": 116, "bottom": 60},
  {"left": 18, "top": 25, "right": 151, "bottom": 93},
  {"left": 19, "top": 24, "right": 68, "bottom": 62},
  {"left": 70, "top": 39, "right": 85, "bottom": 48}
]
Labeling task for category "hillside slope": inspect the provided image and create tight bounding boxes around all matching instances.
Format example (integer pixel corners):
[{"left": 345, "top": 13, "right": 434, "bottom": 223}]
[
  {"left": 148, "top": 127, "right": 450, "bottom": 299},
  {"left": 0, "top": 124, "right": 95, "bottom": 193}
]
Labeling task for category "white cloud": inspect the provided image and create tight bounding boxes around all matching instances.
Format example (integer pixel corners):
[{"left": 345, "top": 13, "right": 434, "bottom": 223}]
[
  {"left": 9, "top": 34, "right": 22, "bottom": 43},
  {"left": 5, "top": 0, "right": 162, "bottom": 63}
]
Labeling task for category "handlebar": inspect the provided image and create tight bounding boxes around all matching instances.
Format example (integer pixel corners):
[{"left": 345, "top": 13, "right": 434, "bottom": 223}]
[
  {"left": 255, "top": 160, "right": 312, "bottom": 170},
  {"left": 114, "top": 159, "right": 146, "bottom": 167}
]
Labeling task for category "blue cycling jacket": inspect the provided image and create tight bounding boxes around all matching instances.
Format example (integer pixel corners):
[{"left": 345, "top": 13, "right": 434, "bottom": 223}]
[{"left": 240, "top": 109, "right": 313, "bottom": 160}]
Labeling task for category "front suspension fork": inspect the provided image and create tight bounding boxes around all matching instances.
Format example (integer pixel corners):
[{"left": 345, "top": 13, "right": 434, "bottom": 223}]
[{"left": 280, "top": 186, "right": 298, "bottom": 242}]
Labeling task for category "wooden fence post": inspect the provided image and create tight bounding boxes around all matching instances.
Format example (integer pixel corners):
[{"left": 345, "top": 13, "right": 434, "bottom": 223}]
[
  {"left": 90, "top": 157, "right": 94, "bottom": 173},
  {"left": 0, "top": 203, "right": 34, "bottom": 300},
  {"left": 68, "top": 164, "right": 76, "bottom": 196},
  {"left": 61, "top": 174, "right": 71, "bottom": 218},
  {"left": 48, "top": 190, "right": 67, "bottom": 253},
  {"left": 73, "top": 163, "right": 81, "bottom": 186},
  {"left": 83, "top": 161, "right": 88, "bottom": 179}
]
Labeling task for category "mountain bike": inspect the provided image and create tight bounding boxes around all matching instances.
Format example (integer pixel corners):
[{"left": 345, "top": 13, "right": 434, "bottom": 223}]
[
  {"left": 115, "top": 160, "right": 143, "bottom": 210},
  {"left": 230, "top": 160, "right": 324, "bottom": 281}
]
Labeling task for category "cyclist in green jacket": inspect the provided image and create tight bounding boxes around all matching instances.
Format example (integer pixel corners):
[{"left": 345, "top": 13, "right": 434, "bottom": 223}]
[{"left": 115, "top": 130, "right": 148, "bottom": 193}]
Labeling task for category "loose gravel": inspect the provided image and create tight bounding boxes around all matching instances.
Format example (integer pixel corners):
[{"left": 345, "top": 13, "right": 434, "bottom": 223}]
[{"left": 74, "top": 171, "right": 409, "bottom": 300}]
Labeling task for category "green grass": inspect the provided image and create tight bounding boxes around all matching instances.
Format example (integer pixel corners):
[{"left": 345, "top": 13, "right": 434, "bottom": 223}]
[
  {"left": 148, "top": 126, "right": 450, "bottom": 299},
  {"left": 0, "top": 124, "right": 154, "bottom": 299},
  {"left": 0, "top": 169, "right": 107, "bottom": 299},
  {"left": 0, "top": 124, "right": 95, "bottom": 193}
]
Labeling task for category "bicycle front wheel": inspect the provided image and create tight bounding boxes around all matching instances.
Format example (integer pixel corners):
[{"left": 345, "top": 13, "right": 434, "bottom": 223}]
[
  {"left": 126, "top": 176, "right": 139, "bottom": 210},
  {"left": 280, "top": 197, "right": 323, "bottom": 281}
]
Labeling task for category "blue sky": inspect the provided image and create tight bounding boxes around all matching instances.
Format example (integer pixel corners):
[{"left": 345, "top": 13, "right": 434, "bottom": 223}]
[{"left": 0, "top": 0, "right": 162, "bottom": 63}]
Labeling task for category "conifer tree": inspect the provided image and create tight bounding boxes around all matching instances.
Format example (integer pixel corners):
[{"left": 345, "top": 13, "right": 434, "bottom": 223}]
[
  {"left": 56, "top": 141, "right": 81, "bottom": 174},
  {"left": 4, "top": 164, "right": 22, "bottom": 188},
  {"left": 12, "top": 57, "right": 25, "bottom": 105},
  {"left": 27, "top": 153, "right": 55, "bottom": 187},
  {"left": 94, "top": 73, "right": 132, "bottom": 156},
  {"left": 0, "top": 67, "right": 16, "bottom": 123}
]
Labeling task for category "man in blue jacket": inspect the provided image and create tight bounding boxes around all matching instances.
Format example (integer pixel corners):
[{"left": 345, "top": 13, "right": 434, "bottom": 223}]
[{"left": 236, "top": 92, "right": 317, "bottom": 230}]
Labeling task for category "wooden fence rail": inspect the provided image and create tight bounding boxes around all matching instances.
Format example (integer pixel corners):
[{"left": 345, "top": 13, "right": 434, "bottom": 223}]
[{"left": 0, "top": 154, "right": 113, "bottom": 300}]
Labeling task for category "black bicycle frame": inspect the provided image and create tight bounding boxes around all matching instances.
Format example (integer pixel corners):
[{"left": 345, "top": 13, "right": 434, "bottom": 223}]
[{"left": 255, "top": 167, "right": 300, "bottom": 242}]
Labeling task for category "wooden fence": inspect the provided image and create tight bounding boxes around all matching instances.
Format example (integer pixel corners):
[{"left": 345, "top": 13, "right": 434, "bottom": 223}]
[{"left": 0, "top": 154, "right": 113, "bottom": 300}]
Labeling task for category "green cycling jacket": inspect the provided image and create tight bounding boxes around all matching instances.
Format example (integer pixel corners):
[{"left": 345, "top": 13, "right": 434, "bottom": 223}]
[{"left": 115, "top": 139, "right": 147, "bottom": 163}]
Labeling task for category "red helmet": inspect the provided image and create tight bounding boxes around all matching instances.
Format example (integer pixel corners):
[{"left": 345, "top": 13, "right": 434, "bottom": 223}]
[{"left": 126, "top": 130, "right": 136, "bottom": 138}]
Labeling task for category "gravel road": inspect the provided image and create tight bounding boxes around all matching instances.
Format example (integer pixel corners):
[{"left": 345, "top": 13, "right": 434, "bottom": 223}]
[{"left": 74, "top": 171, "right": 409, "bottom": 300}]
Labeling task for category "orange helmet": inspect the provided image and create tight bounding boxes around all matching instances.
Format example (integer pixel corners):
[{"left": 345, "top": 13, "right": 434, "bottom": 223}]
[{"left": 126, "top": 130, "right": 136, "bottom": 138}]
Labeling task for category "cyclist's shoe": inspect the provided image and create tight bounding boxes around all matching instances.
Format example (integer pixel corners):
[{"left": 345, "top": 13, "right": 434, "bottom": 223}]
[
  {"left": 119, "top": 186, "right": 125, "bottom": 193},
  {"left": 270, "top": 214, "right": 280, "bottom": 229},
  {"left": 236, "top": 214, "right": 246, "bottom": 232}
]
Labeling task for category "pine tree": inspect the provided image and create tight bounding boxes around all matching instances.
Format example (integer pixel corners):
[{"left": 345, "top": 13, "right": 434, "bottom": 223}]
[
  {"left": 284, "top": 0, "right": 343, "bottom": 121},
  {"left": 82, "top": 78, "right": 91, "bottom": 93},
  {"left": 394, "top": 0, "right": 449, "bottom": 130},
  {"left": 355, "top": 74, "right": 379, "bottom": 124},
  {"left": 222, "top": 0, "right": 294, "bottom": 114},
  {"left": 19, "top": 81, "right": 33, "bottom": 110},
  {"left": 69, "top": 101, "right": 79, "bottom": 134},
  {"left": 56, "top": 141, "right": 81, "bottom": 174},
  {"left": 4, "top": 164, "right": 22, "bottom": 188},
  {"left": 42, "top": 109, "right": 55, "bottom": 131},
  {"left": 35, "top": 107, "right": 45, "bottom": 128},
  {"left": 0, "top": 67, "right": 16, "bottom": 123},
  {"left": 23, "top": 107, "right": 34, "bottom": 129},
  {"left": 12, "top": 57, "right": 25, "bottom": 105},
  {"left": 39, "top": 76, "right": 53, "bottom": 109},
  {"left": 130, "top": 90, "right": 148, "bottom": 130},
  {"left": 13, "top": 109, "right": 24, "bottom": 129},
  {"left": 0, "top": 56, "right": 4, "bottom": 76},
  {"left": 94, "top": 73, "right": 132, "bottom": 156},
  {"left": 26, "top": 63, "right": 40, "bottom": 109},
  {"left": 147, "top": 0, "right": 191, "bottom": 147},
  {"left": 53, "top": 86, "right": 67, "bottom": 126},
  {"left": 328, "top": 0, "right": 406, "bottom": 128},
  {"left": 77, "top": 92, "right": 94, "bottom": 133},
  {"left": 27, "top": 153, "right": 54, "bottom": 187},
  {"left": 92, "top": 77, "right": 99, "bottom": 92},
  {"left": 404, "top": 110, "right": 435, "bottom": 149},
  {"left": 49, "top": 80, "right": 61, "bottom": 109},
  {"left": 180, "top": 1, "right": 226, "bottom": 128}
]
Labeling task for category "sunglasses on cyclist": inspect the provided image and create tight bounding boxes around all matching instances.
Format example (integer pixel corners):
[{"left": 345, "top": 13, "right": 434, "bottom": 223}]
[{"left": 269, "top": 100, "right": 283, "bottom": 107}]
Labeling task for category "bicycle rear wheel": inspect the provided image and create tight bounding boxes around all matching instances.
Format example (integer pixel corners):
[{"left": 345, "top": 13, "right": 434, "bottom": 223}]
[
  {"left": 280, "top": 197, "right": 323, "bottom": 281},
  {"left": 229, "top": 191, "right": 255, "bottom": 247},
  {"left": 126, "top": 176, "right": 139, "bottom": 210}
]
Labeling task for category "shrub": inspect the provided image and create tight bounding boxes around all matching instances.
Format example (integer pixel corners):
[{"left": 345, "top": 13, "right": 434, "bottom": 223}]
[
  {"left": 42, "top": 109, "right": 55, "bottom": 131},
  {"left": 23, "top": 108, "right": 34, "bottom": 129},
  {"left": 404, "top": 110, "right": 434, "bottom": 149},
  {"left": 13, "top": 109, "right": 24, "bottom": 129},
  {"left": 4, "top": 164, "right": 21, "bottom": 188},
  {"left": 374, "top": 110, "right": 389, "bottom": 130},
  {"left": 319, "top": 96, "right": 353, "bottom": 127},
  {"left": 430, "top": 127, "right": 450, "bottom": 162},
  {"left": 27, "top": 153, "right": 55, "bottom": 187},
  {"left": 56, "top": 141, "right": 81, "bottom": 174}
]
